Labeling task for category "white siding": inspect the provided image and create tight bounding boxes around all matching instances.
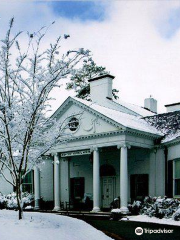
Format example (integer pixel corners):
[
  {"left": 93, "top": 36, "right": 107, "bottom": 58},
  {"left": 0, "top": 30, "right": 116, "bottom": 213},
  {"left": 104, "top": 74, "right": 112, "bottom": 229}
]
[{"left": 168, "top": 144, "right": 180, "bottom": 160}]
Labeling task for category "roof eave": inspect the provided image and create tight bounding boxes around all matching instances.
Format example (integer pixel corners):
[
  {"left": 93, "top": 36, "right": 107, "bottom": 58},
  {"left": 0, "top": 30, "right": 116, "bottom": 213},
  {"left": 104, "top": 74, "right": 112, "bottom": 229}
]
[
  {"left": 162, "top": 136, "right": 180, "bottom": 146},
  {"left": 88, "top": 74, "right": 115, "bottom": 82},
  {"left": 49, "top": 96, "right": 72, "bottom": 119},
  {"left": 126, "top": 127, "right": 164, "bottom": 139}
]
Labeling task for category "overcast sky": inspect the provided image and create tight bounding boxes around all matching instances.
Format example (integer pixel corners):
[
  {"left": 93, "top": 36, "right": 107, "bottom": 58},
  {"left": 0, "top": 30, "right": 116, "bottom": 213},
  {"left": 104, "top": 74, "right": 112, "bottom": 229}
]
[{"left": 1, "top": 0, "right": 180, "bottom": 113}]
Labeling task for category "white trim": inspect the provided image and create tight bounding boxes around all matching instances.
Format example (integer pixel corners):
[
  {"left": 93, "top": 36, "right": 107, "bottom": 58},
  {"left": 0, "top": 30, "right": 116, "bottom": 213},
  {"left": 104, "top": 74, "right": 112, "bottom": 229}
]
[{"left": 61, "top": 149, "right": 91, "bottom": 157}]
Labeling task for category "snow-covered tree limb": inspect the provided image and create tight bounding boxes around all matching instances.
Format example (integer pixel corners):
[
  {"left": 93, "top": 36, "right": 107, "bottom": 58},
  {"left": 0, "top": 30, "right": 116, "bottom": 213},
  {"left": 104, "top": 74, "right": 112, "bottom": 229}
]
[{"left": 0, "top": 18, "right": 90, "bottom": 219}]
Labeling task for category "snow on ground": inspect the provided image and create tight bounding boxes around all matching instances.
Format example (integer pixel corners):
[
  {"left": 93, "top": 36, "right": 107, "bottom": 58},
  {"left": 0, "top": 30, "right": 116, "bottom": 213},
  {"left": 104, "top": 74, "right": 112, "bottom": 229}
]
[
  {"left": 121, "top": 215, "right": 180, "bottom": 226},
  {"left": 0, "top": 210, "right": 112, "bottom": 240}
]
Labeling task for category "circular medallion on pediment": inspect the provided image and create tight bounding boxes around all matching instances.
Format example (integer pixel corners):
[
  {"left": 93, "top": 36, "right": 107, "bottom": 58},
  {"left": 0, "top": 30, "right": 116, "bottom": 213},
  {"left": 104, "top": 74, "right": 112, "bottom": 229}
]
[{"left": 68, "top": 117, "right": 79, "bottom": 131}]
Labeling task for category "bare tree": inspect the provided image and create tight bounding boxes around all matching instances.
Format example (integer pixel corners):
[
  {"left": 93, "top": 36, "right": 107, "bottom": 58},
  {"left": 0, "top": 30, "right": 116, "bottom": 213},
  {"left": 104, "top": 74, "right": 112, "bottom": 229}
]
[{"left": 0, "top": 18, "right": 89, "bottom": 219}]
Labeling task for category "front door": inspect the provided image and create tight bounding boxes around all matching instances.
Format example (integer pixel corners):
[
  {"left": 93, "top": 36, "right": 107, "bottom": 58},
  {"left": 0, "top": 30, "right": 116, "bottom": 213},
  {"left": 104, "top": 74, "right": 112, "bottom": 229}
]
[{"left": 102, "top": 177, "right": 115, "bottom": 208}]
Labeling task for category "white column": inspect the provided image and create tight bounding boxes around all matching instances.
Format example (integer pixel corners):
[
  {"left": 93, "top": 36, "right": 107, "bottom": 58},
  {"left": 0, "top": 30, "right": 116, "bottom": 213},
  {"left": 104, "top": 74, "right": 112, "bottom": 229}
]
[
  {"left": 155, "top": 149, "right": 165, "bottom": 196},
  {"left": 60, "top": 158, "right": 70, "bottom": 203},
  {"left": 120, "top": 145, "right": 129, "bottom": 214},
  {"left": 149, "top": 149, "right": 156, "bottom": 196},
  {"left": 53, "top": 153, "right": 60, "bottom": 211},
  {"left": 92, "top": 148, "right": 100, "bottom": 212},
  {"left": 34, "top": 166, "right": 40, "bottom": 210}
]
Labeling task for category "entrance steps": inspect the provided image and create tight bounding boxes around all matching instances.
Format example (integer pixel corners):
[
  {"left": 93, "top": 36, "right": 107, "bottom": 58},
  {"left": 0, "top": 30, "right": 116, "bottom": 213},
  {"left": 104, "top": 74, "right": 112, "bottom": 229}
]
[{"left": 40, "top": 210, "right": 111, "bottom": 220}]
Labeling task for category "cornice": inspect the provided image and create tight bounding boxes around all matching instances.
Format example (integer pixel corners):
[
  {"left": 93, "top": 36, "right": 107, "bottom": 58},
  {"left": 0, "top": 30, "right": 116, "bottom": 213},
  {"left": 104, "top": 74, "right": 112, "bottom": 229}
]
[
  {"left": 55, "top": 128, "right": 159, "bottom": 146},
  {"left": 125, "top": 128, "right": 161, "bottom": 140},
  {"left": 162, "top": 137, "right": 180, "bottom": 147},
  {"left": 62, "top": 130, "right": 125, "bottom": 143}
]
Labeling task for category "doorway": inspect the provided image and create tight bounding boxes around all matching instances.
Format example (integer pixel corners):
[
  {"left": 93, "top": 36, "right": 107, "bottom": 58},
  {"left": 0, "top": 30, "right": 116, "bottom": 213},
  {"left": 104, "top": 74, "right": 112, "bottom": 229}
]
[
  {"left": 102, "top": 176, "right": 116, "bottom": 208},
  {"left": 100, "top": 164, "right": 116, "bottom": 208}
]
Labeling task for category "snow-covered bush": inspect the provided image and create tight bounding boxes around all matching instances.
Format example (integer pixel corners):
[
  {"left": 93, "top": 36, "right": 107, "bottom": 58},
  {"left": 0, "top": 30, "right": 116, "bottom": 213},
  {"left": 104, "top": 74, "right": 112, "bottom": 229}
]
[
  {"left": 129, "top": 196, "right": 180, "bottom": 220},
  {"left": 22, "top": 192, "right": 34, "bottom": 207},
  {"left": 0, "top": 192, "right": 34, "bottom": 210},
  {"left": 128, "top": 200, "right": 142, "bottom": 215},
  {"left": 141, "top": 196, "right": 180, "bottom": 219},
  {"left": 6, "top": 193, "right": 18, "bottom": 209},
  {"left": 172, "top": 208, "right": 180, "bottom": 221},
  {"left": 0, "top": 192, "right": 7, "bottom": 209},
  {"left": 110, "top": 197, "right": 120, "bottom": 209}
]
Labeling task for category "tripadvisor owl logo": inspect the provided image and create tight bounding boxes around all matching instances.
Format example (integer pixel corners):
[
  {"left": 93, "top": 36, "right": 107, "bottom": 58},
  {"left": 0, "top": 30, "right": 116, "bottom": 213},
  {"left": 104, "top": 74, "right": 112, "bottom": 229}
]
[
  {"left": 135, "top": 227, "right": 173, "bottom": 235},
  {"left": 135, "top": 227, "right": 143, "bottom": 235}
]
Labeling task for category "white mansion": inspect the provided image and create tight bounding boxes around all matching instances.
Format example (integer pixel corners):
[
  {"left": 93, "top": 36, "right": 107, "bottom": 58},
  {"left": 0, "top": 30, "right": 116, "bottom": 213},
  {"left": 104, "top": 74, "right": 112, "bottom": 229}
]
[{"left": 1, "top": 74, "right": 180, "bottom": 213}]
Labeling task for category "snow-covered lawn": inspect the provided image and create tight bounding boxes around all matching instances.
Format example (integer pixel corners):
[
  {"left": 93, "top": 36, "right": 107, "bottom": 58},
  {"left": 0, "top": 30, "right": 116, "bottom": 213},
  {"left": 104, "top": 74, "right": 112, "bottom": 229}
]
[
  {"left": 0, "top": 210, "right": 112, "bottom": 240},
  {"left": 121, "top": 215, "right": 180, "bottom": 226}
]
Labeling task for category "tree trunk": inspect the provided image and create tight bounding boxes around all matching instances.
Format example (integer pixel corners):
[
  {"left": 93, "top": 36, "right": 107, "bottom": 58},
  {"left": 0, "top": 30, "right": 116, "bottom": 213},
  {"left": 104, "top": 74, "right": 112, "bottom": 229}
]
[{"left": 16, "top": 179, "right": 23, "bottom": 220}]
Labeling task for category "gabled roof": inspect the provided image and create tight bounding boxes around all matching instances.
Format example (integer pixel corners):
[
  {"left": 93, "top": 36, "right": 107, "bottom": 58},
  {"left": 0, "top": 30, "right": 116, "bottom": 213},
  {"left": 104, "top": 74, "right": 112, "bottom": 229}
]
[{"left": 51, "top": 96, "right": 162, "bottom": 137}]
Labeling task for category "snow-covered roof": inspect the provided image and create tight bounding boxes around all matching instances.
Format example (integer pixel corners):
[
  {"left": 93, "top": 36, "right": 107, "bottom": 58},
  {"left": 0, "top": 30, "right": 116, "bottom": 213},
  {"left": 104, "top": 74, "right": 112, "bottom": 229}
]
[
  {"left": 114, "top": 98, "right": 154, "bottom": 117},
  {"left": 163, "top": 131, "right": 180, "bottom": 143},
  {"left": 144, "top": 111, "right": 180, "bottom": 143},
  {"left": 72, "top": 97, "right": 162, "bottom": 136},
  {"left": 81, "top": 97, "right": 154, "bottom": 117}
]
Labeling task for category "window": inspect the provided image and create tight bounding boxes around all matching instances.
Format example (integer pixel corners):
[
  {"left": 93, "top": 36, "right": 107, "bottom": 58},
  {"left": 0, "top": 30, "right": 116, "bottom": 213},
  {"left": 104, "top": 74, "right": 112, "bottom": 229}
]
[
  {"left": 68, "top": 117, "right": 79, "bottom": 131},
  {"left": 22, "top": 171, "right": 33, "bottom": 193},
  {"left": 167, "top": 160, "right": 173, "bottom": 197},
  {"left": 70, "top": 177, "right": 84, "bottom": 200},
  {"left": 174, "top": 160, "right": 180, "bottom": 196},
  {"left": 130, "top": 174, "right": 149, "bottom": 201}
]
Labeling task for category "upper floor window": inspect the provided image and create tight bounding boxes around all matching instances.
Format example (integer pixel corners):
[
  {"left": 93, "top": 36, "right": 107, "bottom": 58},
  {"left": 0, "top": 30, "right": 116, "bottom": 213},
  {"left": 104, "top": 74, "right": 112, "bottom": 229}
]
[{"left": 174, "top": 160, "right": 180, "bottom": 196}]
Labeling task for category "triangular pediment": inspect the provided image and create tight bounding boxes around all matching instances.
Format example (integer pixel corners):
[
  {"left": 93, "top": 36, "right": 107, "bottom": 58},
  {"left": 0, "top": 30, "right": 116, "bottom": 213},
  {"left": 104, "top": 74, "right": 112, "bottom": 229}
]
[{"left": 51, "top": 97, "right": 125, "bottom": 138}]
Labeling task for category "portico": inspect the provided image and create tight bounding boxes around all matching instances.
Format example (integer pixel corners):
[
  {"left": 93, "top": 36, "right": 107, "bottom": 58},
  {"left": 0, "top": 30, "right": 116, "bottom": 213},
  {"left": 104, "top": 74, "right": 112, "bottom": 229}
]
[{"left": 48, "top": 136, "right": 154, "bottom": 212}]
